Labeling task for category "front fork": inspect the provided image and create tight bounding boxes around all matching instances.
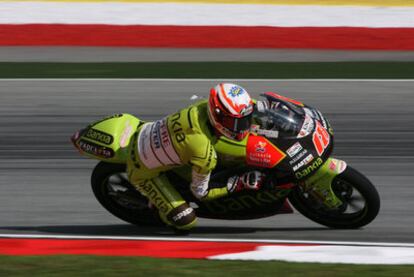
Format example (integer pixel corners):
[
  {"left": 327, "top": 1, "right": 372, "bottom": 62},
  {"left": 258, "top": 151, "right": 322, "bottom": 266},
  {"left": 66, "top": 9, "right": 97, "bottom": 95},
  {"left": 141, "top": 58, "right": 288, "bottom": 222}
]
[{"left": 300, "top": 158, "right": 347, "bottom": 209}]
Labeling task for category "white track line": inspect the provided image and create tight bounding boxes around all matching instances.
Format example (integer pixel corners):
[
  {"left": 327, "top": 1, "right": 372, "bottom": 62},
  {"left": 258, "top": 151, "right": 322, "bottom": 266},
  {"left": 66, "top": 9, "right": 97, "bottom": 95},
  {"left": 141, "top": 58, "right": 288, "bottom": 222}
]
[
  {"left": 1, "top": 233, "right": 414, "bottom": 248},
  {"left": 0, "top": 79, "right": 414, "bottom": 82}
]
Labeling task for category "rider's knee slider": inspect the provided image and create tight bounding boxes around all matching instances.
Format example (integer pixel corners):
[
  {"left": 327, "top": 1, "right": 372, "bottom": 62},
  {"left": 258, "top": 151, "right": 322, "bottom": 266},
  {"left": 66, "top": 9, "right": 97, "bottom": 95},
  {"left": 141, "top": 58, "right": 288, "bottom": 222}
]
[{"left": 167, "top": 203, "right": 196, "bottom": 228}]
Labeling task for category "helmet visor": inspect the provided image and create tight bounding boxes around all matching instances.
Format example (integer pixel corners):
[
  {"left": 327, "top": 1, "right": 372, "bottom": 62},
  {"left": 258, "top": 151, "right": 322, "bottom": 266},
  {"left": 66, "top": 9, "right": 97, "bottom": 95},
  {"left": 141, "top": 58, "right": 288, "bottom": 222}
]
[{"left": 221, "top": 113, "right": 253, "bottom": 134}]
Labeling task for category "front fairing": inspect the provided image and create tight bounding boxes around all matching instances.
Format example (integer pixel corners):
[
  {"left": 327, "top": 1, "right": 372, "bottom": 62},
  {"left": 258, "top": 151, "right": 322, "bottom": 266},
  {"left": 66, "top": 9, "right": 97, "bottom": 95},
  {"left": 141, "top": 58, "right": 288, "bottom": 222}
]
[{"left": 249, "top": 93, "right": 334, "bottom": 181}]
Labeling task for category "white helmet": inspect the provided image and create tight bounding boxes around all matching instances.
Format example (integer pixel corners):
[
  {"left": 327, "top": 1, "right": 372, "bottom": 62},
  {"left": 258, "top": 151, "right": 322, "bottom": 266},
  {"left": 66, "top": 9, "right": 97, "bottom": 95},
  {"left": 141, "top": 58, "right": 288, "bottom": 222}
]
[{"left": 207, "top": 83, "right": 254, "bottom": 141}]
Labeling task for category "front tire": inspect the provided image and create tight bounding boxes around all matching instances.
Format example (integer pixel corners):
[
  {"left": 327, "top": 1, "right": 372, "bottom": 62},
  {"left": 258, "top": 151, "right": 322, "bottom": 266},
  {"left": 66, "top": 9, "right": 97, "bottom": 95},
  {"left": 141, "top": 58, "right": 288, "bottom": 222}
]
[
  {"left": 91, "top": 161, "right": 162, "bottom": 226},
  {"left": 288, "top": 166, "right": 380, "bottom": 229}
]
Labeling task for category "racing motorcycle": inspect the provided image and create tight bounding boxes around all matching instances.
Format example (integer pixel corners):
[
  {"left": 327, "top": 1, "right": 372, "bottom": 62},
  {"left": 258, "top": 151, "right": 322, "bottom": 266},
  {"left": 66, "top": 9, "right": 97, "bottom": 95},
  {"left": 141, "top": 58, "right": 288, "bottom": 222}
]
[{"left": 71, "top": 92, "right": 380, "bottom": 229}]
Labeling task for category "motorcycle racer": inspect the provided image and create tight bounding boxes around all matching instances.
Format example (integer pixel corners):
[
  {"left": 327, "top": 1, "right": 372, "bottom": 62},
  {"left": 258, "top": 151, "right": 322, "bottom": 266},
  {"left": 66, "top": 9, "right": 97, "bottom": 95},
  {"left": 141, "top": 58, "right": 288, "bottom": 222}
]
[
  {"left": 126, "top": 83, "right": 264, "bottom": 230},
  {"left": 72, "top": 83, "right": 381, "bottom": 231}
]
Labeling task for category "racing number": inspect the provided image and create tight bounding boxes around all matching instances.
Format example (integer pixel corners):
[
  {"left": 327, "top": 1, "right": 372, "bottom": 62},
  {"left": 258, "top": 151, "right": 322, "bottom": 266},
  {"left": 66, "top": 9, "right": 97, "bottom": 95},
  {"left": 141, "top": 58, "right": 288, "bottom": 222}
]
[{"left": 312, "top": 121, "right": 330, "bottom": 156}]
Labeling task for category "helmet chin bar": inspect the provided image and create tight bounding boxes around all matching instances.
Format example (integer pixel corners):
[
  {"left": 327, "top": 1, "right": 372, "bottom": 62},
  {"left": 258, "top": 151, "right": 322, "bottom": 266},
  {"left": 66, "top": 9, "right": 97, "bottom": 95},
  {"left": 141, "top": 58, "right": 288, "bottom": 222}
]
[
  {"left": 216, "top": 121, "right": 248, "bottom": 141},
  {"left": 208, "top": 100, "right": 250, "bottom": 141}
]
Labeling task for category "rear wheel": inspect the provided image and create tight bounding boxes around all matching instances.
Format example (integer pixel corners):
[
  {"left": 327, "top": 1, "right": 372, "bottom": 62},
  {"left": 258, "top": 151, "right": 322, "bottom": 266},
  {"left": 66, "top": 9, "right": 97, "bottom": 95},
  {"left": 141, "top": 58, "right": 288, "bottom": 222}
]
[
  {"left": 91, "top": 161, "right": 162, "bottom": 226},
  {"left": 288, "top": 166, "right": 380, "bottom": 229}
]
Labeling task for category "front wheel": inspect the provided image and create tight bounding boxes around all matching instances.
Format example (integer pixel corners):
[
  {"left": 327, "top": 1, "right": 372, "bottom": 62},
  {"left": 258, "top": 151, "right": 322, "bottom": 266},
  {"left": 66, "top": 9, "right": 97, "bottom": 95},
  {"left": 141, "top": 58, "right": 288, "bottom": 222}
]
[
  {"left": 288, "top": 166, "right": 380, "bottom": 229},
  {"left": 91, "top": 161, "right": 162, "bottom": 226}
]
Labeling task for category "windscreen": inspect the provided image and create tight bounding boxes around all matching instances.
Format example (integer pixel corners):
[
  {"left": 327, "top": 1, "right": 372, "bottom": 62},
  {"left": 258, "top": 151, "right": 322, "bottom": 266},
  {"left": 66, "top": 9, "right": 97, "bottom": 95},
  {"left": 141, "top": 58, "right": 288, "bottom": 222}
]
[{"left": 254, "top": 100, "right": 305, "bottom": 137}]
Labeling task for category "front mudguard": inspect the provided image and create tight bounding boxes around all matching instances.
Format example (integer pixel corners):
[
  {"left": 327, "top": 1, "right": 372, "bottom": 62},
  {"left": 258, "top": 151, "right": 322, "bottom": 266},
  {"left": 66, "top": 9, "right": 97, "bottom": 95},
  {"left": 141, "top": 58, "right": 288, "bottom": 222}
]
[{"left": 301, "top": 158, "right": 347, "bottom": 209}]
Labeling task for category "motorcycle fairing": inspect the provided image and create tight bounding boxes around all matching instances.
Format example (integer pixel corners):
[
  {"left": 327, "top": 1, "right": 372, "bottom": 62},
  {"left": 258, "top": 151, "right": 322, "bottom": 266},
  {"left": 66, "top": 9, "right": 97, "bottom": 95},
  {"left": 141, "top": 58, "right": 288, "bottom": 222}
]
[
  {"left": 194, "top": 189, "right": 294, "bottom": 220},
  {"left": 253, "top": 93, "right": 334, "bottom": 181},
  {"left": 301, "top": 158, "right": 348, "bottom": 209},
  {"left": 166, "top": 166, "right": 294, "bottom": 220},
  {"left": 264, "top": 91, "right": 305, "bottom": 107},
  {"left": 71, "top": 113, "right": 141, "bottom": 163},
  {"left": 246, "top": 134, "right": 286, "bottom": 168}
]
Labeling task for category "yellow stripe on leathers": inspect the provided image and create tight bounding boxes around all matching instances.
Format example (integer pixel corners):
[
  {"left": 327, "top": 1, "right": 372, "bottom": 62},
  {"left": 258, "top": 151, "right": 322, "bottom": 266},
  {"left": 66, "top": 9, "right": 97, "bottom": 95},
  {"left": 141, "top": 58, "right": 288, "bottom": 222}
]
[{"left": 1, "top": 0, "right": 413, "bottom": 7}]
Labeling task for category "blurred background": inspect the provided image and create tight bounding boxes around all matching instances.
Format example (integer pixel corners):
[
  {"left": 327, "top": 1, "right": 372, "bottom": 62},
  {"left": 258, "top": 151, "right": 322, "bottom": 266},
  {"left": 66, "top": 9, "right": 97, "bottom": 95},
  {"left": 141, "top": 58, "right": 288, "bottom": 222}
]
[{"left": 1, "top": 0, "right": 414, "bottom": 63}]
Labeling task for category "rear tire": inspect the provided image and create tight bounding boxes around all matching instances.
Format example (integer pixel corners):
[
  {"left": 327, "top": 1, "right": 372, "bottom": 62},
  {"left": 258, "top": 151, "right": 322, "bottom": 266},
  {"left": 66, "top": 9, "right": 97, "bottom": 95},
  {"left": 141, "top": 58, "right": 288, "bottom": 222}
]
[
  {"left": 288, "top": 166, "right": 380, "bottom": 229},
  {"left": 91, "top": 161, "right": 162, "bottom": 226}
]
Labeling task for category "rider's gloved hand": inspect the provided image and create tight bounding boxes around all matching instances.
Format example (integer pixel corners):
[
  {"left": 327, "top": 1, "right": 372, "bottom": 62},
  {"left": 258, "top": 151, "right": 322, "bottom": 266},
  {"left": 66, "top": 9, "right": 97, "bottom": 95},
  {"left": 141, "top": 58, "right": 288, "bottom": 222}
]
[{"left": 227, "top": 171, "right": 265, "bottom": 193}]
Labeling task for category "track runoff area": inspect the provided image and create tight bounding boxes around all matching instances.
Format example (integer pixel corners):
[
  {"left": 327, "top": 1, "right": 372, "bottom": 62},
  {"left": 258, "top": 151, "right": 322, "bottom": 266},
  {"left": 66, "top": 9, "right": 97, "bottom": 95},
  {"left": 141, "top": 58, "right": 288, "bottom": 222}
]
[{"left": 1, "top": 78, "right": 414, "bottom": 264}]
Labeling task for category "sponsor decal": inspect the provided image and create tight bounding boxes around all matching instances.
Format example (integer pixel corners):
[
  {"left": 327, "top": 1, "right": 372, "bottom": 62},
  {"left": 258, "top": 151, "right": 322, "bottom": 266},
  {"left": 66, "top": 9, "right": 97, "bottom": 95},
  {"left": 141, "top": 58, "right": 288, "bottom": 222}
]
[
  {"left": 170, "top": 112, "right": 186, "bottom": 143},
  {"left": 289, "top": 149, "right": 308, "bottom": 165},
  {"left": 137, "top": 120, "right": 181, "bottom": 169},
  {"left": 158, "top": 119, "right": 182, "bottom": 164},
  {"left": 240, "top": 104, "right": 253, "bottom": 116},
  {"left": 295, "top": 157, "right": 323, "bottom": 179},
  {"left": 78, "top": 139, "right": 114, "bottom": 159},
  {"left": 251, "top": 125, "right": 279, "bottom": 138},
  {"left": 286, "top": 142, "right": 303, "bottom": 158},
  {"left": 152, "top": 121, "right": 162, "bottom": 149},
  {"left": 140, "top": 181, "right": 170, "bottom": 214},
  {"left": 255, "top": 141, "right": 267, "bottom": 153},
  {"left": 312, "top": 121, "right": 330, "bottom": 156},
  {"left": 329, "top": 160, "right": 337, "bottom": 171},
  {"left": 228, "top": 86, "right": 245, "bottom": 97},
  {"left": 85, "top": 128, "right": 113, "bottom": 145},
  {"left": 297, "top": 115, "right": 314, "bottom": 138},
  {"left": 257, "top": 129, "right": 279, "bottom": 138},
  {"left": 160, "top": 120, "right": 172, "bottom": 147},
  {"left": 204, "top": 190, "right": 292, "bottom": 214},
  {"left": 172, "top": 207, "right": 194, "bottom": 222},
  {"left": 292, "top": 153, "right": 314, "bottom": 172},
  {"left": 137, "top": 123, "right": 158, "bottom": 168},
  {"left": 246, "top": 135, "right": 286, "bottom": 168},
  {"left": 329, "top": 158, "right": 347, "bottom": 174}
]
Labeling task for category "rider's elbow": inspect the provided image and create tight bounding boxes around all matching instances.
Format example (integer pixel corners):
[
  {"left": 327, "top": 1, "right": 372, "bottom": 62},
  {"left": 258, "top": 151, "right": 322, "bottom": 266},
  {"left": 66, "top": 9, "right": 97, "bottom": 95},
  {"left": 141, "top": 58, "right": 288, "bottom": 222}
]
[
  {"left": 190, "top": 170, "right": 211, "bottom": 200},
  {"left": 190, "top": 184, "right": 208, "bottom": 200}
]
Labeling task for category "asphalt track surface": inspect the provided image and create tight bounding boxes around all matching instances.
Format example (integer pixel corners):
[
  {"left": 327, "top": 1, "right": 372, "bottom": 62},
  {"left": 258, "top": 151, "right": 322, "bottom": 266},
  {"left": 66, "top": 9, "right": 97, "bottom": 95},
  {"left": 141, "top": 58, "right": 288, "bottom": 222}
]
[
  {"left": 2, "top": 47, "right": 414, "bottom": 62},
  {"left": 0, "top": 79, "right": 413, "bottom": 243}
]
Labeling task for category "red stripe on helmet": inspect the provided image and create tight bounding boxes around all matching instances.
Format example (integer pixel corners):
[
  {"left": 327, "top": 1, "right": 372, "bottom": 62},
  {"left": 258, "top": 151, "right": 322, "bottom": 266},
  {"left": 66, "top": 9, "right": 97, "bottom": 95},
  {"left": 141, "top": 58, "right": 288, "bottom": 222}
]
[{"left": 219, "top": 83, "right": 244, "bottom": 117}]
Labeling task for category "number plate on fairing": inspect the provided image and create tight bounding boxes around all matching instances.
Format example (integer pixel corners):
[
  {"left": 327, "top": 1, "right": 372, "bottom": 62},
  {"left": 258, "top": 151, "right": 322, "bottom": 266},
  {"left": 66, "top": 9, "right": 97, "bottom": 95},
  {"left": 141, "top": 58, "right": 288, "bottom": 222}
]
[{"left": 279, "top": 114, "right": 334, "bottom": 180}]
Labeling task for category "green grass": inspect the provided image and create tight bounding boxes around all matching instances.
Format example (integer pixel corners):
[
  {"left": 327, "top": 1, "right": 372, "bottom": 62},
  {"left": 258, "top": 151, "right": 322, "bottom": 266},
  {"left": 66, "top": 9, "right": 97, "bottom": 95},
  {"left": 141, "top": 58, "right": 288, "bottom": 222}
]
[
  {"left": 0, "top": 256, "right": 413, "bottom": 276},
  {"left": 0, "top": 62, "right": 413, "bottom": 78}
]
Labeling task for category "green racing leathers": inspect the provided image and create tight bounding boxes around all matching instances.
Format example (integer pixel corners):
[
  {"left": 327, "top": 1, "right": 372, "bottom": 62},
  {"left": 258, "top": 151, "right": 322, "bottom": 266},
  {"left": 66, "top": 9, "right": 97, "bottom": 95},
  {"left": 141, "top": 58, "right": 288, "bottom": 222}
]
[{"left": 126, "top": 101, "right": 243, "bottom": 230}]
